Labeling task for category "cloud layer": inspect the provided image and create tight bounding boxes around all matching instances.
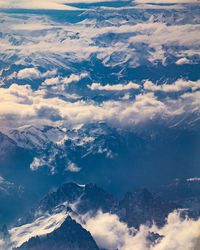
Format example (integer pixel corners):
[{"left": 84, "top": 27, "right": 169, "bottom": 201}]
[
  {"left": 1, "top": 6, "right": 200, "bottom": 71},
  {"left": 81, "top": 210, "right": 200, "bottom": 250},
  {"left": 0, "top": 0, "right": 79, "bottom": 10},
  {"left": 1, "top": 81, "right": 200, "bottom": 131}
]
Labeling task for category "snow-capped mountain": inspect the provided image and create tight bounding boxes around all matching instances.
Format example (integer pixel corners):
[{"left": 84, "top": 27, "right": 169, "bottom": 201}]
[
  {"left": 0, "top": 179, "right": 199, "bottom": 250},
  {"left": 13, "top": 216, "right": 100, "bottom": 250},
  {"left": 0, "top": 0, "right": 200, "bottom": 249}
]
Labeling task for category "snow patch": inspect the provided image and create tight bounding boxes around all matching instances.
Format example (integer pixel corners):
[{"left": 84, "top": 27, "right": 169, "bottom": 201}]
[{"left": 10, "top": 211, "right": 67, "bottom": 248}]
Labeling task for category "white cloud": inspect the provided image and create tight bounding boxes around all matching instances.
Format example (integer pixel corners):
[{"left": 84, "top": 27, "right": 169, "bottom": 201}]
[
  {"left": 30, "top": 153, "right": 58, "bottom": 174},
  {"left": 66, "top": 161, "right": 81, "bottom": 172},
  {"left": 121, "top": 93, "right": 131, "bottom": 100},
  {"left": 152, "top": 210, "right": 200, "bottom": 250},
  {"left": 88, "top": 81, "right": 140, "bottom": 91},
  {"left": 144, "top": 79, "right": 200, "bottom": 92},
  {"left": 0, "top": 0, "right": 79, "bottom": 10},
  {"left": 11, "top": 23, "right": 57, "bottom": 31},
  {"left": 42, "top": 69, "right": 57, "bottom": 78},
  {"left": 80, "top": 210, "right": 200, "bottom": 250},
  {"left": 64, "top": 0, "right": 121, "bottom": 2},
  {"left": 42, "top": 73, "right": 88, "bottom": 87},
  {"left": 82, "top": 211, "right": 141, "bottom": 250},
  {"left": 0, "top": 83, "right": 200, "bottom": 131},
  {"left": 62, "top": 73, "right": 88, "bottom": 85},
  {"left": 17, "top": 68, "right": 57, "bottom": 80},
  {"left": 17, "top": 68, "right": 41, "bottom": 79},
  {"left": 0, "top": 0, "right": 119, "bottom": 10},
  {"left": 30, "top": 157, "right": 46, "bottom": 171},
  {"left": 42, "top": 77, "right": 60, "bottom": 86}
]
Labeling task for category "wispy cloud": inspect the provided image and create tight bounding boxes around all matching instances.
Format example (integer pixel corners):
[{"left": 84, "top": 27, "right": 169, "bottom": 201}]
[
  {"left": 0, "top": 0, "right": 79, "bottom": 10},
  {"left": 0, "top": 0, "right": 126, "bottom": 10},
  {"left": 134, "top": 0, "right": 199, "bottom": 3},
  {"left": 88, "top": 81, "right": 140, "bottom": 91}
]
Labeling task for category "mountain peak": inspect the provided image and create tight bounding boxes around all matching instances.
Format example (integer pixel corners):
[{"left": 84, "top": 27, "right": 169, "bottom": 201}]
[{"left": 14, "top": 215, "right": 99, "bottom": 250}]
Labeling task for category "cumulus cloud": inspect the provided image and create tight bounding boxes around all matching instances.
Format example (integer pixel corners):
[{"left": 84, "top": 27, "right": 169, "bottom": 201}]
[
  {"left": 152, "top": 210, "right": 200, "bottom": 250},
  {"left": 0, "top": 83, "right": 200, "bottom": 131},
  {"left": 41, "top": 73, "right": 88, "bottom": 88},
  {"left": 30, "top": 153, "right": 59, "bottom": 173},
  {"left": 62, "top": 73, "right": 88, "bottom": 85},
  {"left": 80, "top": 210, "right": 200, "bottom": 250},
  {"left": 17, "top": 68, "right": 41, "bottom": 79},
  {"left": 82, "top": 211, "right": 146, "bottom": 250},
  {"left": 144, "top": 79, "right": 200, "bottom": 92},
  {"left": 42, "top": 77, "right": 60, "bottom": 86},
  {"left": 88, "top": 81, "right": 140, "bottom": 91},
  {"left": 30, "top": 157, "right": 46, "bottom": 171},
  {"left": 17, "top": 68, "right": 57, "bottom": 80}
]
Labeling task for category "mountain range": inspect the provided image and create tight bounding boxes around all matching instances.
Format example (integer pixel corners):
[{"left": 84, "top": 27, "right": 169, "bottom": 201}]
[{"left": 0, "top": 178, "right": 199, "bottom": 250}]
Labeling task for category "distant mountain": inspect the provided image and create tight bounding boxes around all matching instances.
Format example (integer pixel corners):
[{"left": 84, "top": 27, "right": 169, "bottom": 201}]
[
  {"left": 157, "top": 178, "right": 200, "bottom": 201},
  {"left": 156, "top": 178, "right": 200, "bottom": 220},
  {"left": 119, "top": 188, "right": 177, "bottom": 228},
  {"left": 0, "top": 132, "right": 17, "bottom": 158}
]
